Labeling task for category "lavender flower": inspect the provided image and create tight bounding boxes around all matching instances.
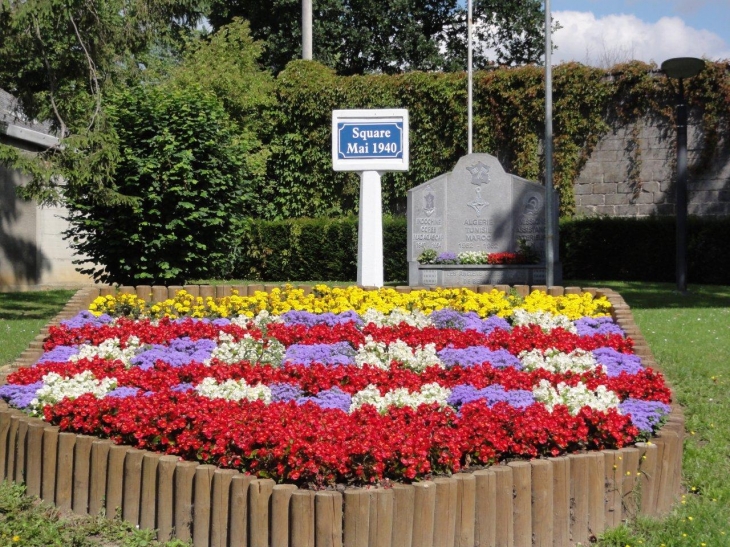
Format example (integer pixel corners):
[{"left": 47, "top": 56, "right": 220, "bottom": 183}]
[
  {"left": 434, "top": 252, "right": 458, "bottom": 264},
  {"left": 619, "top": 399, "right": 671, "bottom": 435},
  {"left": 171, "top": 383, "right": 194, "bottom": 393},
  {"left": 592, "top": 347, "right": 644, "bottom": 377},
  {"left": 0, "top": 381, "right": 43, "bottom": 409},
  {"left": 37, "top": 345, "right": 79, "bottom": 364},
  {"left": 429, "top": 309, "right": 510, "bottom": 335},
  {"left": 270, "top": 383, "right": 303, "bottom": 402},
  {"left": 448, "top": 384, "right": 534, "bottom": 410},
  {"left": 280, "top": 310, "right": 363, "bottom": 328},
  {"left": 61, "top": 311, "right": 114, "bottom": 329},
  {"left": 284, "top": 342, "right": 356, "bottom": 366},
  {"left": 131, "top": 337, "right": 217, "bottom": 370},
  {"left": 574, "top": 316, "right": 625, "bottom": 337},
  {"left": 106, "top": 386, "right": 141, "bottom": 398},
  {"left": 438, "top": 347, "right": 522, "bottom": 369},
  {"left": 298, "top": 387, "right": 352, "bottom": 412}
]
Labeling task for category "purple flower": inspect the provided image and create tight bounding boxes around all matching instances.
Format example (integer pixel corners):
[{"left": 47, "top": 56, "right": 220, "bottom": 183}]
[
  {"left": 448, "top": 384, "right": 534, "bottom": 410},
  {"left": 131, "top": 337, "right": 216, "bottom": 370},
  {"left": 619, "top": 399, "right": 671, "bottom": 434},
  {"left": 280, "top": 310, "right": 363, "bottom": 328},
  {"left": 171, "top": 383, "right": 194, "bottom": 393},
  {"left": 298, "top": 387, "right": 352, "bottom": 412},
  {"left": 270, "top": 383, "right": 303, "bottom": 402},
  {"left": 592, "top": 347, "right": 644, "bottom": 377},
  {"left": 438, "top": 347, "right": 522, "bottom": 369},
  {"left": 61, "top": 311, "right": 114, "bottom": 329},
  {"left": 434, "top": 252, "right": 458, "bottom": 264},
  {"left": 0, "top": 381, "right": 43, "bottom": 409},
  {"left": 284, "top": 342, "right": 356, "bottom": 366},
  {"left": 106, "top": 386, "right": 140, "bottom": 398},
  {"left": 575, "top": 316, "right": 625, "bottom": 337},
  {"left": 37, "top": 345, "right": 79, "bottom": 364},
  {"left": 429, "top": 309, "right": 510, "bottom": 335}
]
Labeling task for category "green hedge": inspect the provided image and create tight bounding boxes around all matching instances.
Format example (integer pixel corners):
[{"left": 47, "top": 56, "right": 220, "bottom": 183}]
[
  {"left": 232, "top": 215, "right": 730, "bottom": 285},
  {"left": 233, "top": 216, "right": 407, "bottom": 282}
]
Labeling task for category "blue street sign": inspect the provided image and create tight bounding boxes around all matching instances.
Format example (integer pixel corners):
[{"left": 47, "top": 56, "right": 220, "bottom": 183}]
[{"left": 336, "top": 121, "right": 404, "bottom": 160}]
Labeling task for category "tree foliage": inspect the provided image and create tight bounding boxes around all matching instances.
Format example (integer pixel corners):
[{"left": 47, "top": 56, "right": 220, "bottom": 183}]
[
  {"left": 64, "top": 84, "right": 250, "bottom": 285},
  {"left": 207, "top": 0, "right": 547, "bottom": 75}
]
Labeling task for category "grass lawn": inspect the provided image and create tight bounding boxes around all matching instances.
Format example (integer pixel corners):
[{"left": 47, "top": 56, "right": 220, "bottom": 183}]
[{"left": 1, "top": 281, "right": 729, "bottom": 546}]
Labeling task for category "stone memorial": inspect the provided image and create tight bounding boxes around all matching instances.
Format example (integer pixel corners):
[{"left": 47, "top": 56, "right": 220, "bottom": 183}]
[{"left": 407, "top": 153, "right": 557, "bottom": 287}]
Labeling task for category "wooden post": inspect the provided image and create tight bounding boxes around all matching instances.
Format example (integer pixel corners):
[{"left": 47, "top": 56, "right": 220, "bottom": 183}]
[
  {"left": 152, "top": 286, "right": 168, "bottom": 303},
  {"left": 136, "top": 285, "right": 153, "bottom": 302},
  {"left": 193, "top": 464, "right": 217, "bottom": 547},
  {"left": 41, "top": 427, "right": 59, "bottom": 503},
  {"left": 156, "top": 455, "right": 178, "bottom": 543},
  {"left": 173, "top": 461, "right": 199, "bottom": 542},
  {"left": 433, "top": 477, "right": 457, "bottom": 547},
  {"left": 211, "top": 468, "right": 239, "bottom": 547},
  {"left": 6, "top": 415, "right": 20, "bottom": 481},
  {"left": 72, "top": 434, "right": 95, "bottom": 514},
  {"left": 454, "top": 474, "right": 476, "bottom": 547},
  {"left": 549, "top": 456, "right": 570, "bottom": 546},
  {"left": 271, "top": 484, "right": 298, "bottom": 547},
  {"left": 25, "top": 422, "right": 45, "bottom": 498},
  {"left": 229, "top": 475, "right": 255, "bottom": 547},
  {"left": 14, "top": 418, "right": 28, "bottom": 484},
  {"left": 412, "top": 481, "right": 436, "bottom": 547},
  {"left": 587, "top": 452, "right": 605, "bottom": 539},
  {"left": 530, "top": 459, "right": 553, "bottom": 546},
  {"left": 391, "top": 484, "right": 415, "bottom": 547},
  {"left": 249, "top": 478, "right": 275, "bottom": 547},
  {"left": 55, "top": 431, "right": 76, "bottom": 512},
  {"left": 508, "top": 461, "right": 532, "bottom": 547},
  {"left": 291, "top": 489, "right": 316, "bottom": 547},
  {"left": 473, "top": 469, "right": 496, "bottom": 547},
  {"left": 344, "top": 489, "right": 371, "bottom": 547},
  {"left": 603, "top": 450, "right": 623, "bottom": 528},
  {"left": 106, "top": 444, "right": 128, "bottom": 518},
  {"left": 620, "top": 447, "right": 641, "bottom": 520},
  {"left": 0, "top": 410, "right": 12, "bottom": 480},
  {"left": 569, "top": 453, "right": 590, "bottom": 545},
  {"left": 89, "top": 439, "right": 111, "bottom": 515},
  {"left": 369, "top": 488, "right": 394, "bottom": 547},
  {"left": 140, "top": 453, "right": 161, "bottom": 532},
  {"left": 315, "top": 491, "right": 343, "bottom": 547},
  {"left": 122, "top": 449, "right": 145, "bottom": 526},
  {"left": 492, "top": 465, "right": 514, "bottom": 547},
  {"left": 637, "top": 442, "right": 658, "bottom": 517}
]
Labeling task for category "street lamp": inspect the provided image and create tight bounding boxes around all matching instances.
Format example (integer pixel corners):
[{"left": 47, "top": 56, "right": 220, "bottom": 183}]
[{"left": 661, "top": 57, "right": 705, "bottom": 293}]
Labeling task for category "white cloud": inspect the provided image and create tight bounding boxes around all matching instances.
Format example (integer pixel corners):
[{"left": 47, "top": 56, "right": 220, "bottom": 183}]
[{"left": 553, "top": 11, "right": 730, "bottom": 67}]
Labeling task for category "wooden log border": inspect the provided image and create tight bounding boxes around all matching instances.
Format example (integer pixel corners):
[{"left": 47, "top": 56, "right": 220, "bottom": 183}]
[{"left": 0, "top": 284, "right": 684, "bottom": 546}]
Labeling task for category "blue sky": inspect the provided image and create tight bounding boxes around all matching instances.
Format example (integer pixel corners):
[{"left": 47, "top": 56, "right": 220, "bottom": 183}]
[{"left": 549, "top": 0, "right": 730, "bottom": 65}]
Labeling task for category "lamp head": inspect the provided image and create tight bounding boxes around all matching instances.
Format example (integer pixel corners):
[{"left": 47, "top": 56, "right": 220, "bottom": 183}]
[{"left": 661, "top": 57, "right": 705, "bottom": 79}]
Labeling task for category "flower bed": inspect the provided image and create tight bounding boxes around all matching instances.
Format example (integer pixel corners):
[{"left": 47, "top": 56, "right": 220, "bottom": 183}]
[{"left": 0, "top": 286, "right": 671, "bottom": 488}]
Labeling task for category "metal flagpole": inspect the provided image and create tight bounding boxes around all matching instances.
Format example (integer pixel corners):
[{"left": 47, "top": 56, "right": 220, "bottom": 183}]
[
  {"left": 303, "top": 0, "right": 312, "bottom": 59},
  {"left": 544, "top": 0, "right": 555, "bottom": 287},
  {"left": 467, "top": 0, "right": 473, "bottom": 154}
]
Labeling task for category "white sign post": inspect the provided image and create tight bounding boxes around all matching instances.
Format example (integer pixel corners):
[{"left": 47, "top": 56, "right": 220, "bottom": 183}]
[{"left": 332, "top": 109, "right": 409, "bottom": 287}]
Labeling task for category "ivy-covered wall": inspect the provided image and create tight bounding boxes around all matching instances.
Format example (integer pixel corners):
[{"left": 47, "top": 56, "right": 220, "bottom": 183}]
[{"left": 260, "top": 60, "right": 730, "bottom": 220}]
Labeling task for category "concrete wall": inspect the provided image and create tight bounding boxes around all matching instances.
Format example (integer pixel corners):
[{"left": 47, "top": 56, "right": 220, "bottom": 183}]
[
  {"left": 574, "top": 115, "right": 730, "bottom": 217},
  {"left": 0, "top": 137, "right": 93, "bottom": 288}
]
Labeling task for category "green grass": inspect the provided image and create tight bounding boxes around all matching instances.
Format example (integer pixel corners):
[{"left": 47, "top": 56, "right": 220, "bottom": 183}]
[
  {"left": 1, "top": 282, "right": 730, "bottom": 546},
  {"left": 0, "top": 291, "right": 75, "bottom": 366}
]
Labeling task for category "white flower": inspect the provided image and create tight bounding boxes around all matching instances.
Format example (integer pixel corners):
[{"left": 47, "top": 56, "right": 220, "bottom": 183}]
[
  {"left": 194, "top": 377, "right": 272, "bottom": 403},
  {"left": 360, "top": 308, "right": 431, "bottom": 328},
  {"left": 519, "top": 348, "right": 600, "bottom": 374},
  {"left": 349, "top": 383, "right": 451, "bottom": 413},
  {"left": 70, "top": 336, "right": 141, "bottom": 368},
  {"left": 511, "top": 309, "right": 577, "bottom": 333},
  {"left": 355, "top": 336, "right": 389, "bottom": 369},
  {"left": 30, "top": 370, "right": 117, "bottom": 413},
  {"left": 207, "top": 334, "right": 285, "bottom": 367},
  {"left": 532, "top": 379, "right": 619, "bottom": 414}
]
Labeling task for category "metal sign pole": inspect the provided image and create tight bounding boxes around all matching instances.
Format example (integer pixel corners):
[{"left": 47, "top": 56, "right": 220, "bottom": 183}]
[{"left": 544, "top": 0, "right": 555, "bottom": 287}]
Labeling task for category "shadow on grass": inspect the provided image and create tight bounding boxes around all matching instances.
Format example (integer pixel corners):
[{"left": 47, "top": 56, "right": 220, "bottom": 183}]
[
  {"left": 0, "top": 290, "right": 75, "bottom": 321},
  {"left": 566, "top": 280, "right": 730, "bottom": 310}
]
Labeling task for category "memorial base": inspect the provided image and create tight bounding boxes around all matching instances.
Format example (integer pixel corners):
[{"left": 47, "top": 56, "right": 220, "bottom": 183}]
[{"left": 410, "top": 263, "right": 551, "bottom": 287}]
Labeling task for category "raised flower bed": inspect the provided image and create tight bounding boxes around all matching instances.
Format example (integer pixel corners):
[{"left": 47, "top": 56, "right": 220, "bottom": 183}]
[{"left": 0, "top": 284, "right": 683, "bottom": 546}]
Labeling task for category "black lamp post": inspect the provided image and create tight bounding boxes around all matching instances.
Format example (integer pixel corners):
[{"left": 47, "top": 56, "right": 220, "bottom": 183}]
[{"left": 660, "top": 57, "right": 705, "bottom": 293}]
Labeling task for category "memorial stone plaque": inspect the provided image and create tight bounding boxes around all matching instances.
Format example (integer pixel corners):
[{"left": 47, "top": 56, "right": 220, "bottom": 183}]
[{"left": 407, "top": 153, "right": 552, "bottom": 286}]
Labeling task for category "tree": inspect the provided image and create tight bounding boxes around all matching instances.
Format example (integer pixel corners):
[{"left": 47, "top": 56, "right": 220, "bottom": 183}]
[
  {"left": 207, "top": 0, "right": 548, "bottom": 75},
  {"left": 64, "top": 84, "right": 250, "bottom": 285},
  {"left": 0, "top": 0, "right": 208, "bottom": 205}
]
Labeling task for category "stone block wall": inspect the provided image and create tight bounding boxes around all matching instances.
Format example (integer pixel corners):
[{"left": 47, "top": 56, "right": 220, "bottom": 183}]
[{"left": 574, "top": 115, "right": 730, "bottom": 217}]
